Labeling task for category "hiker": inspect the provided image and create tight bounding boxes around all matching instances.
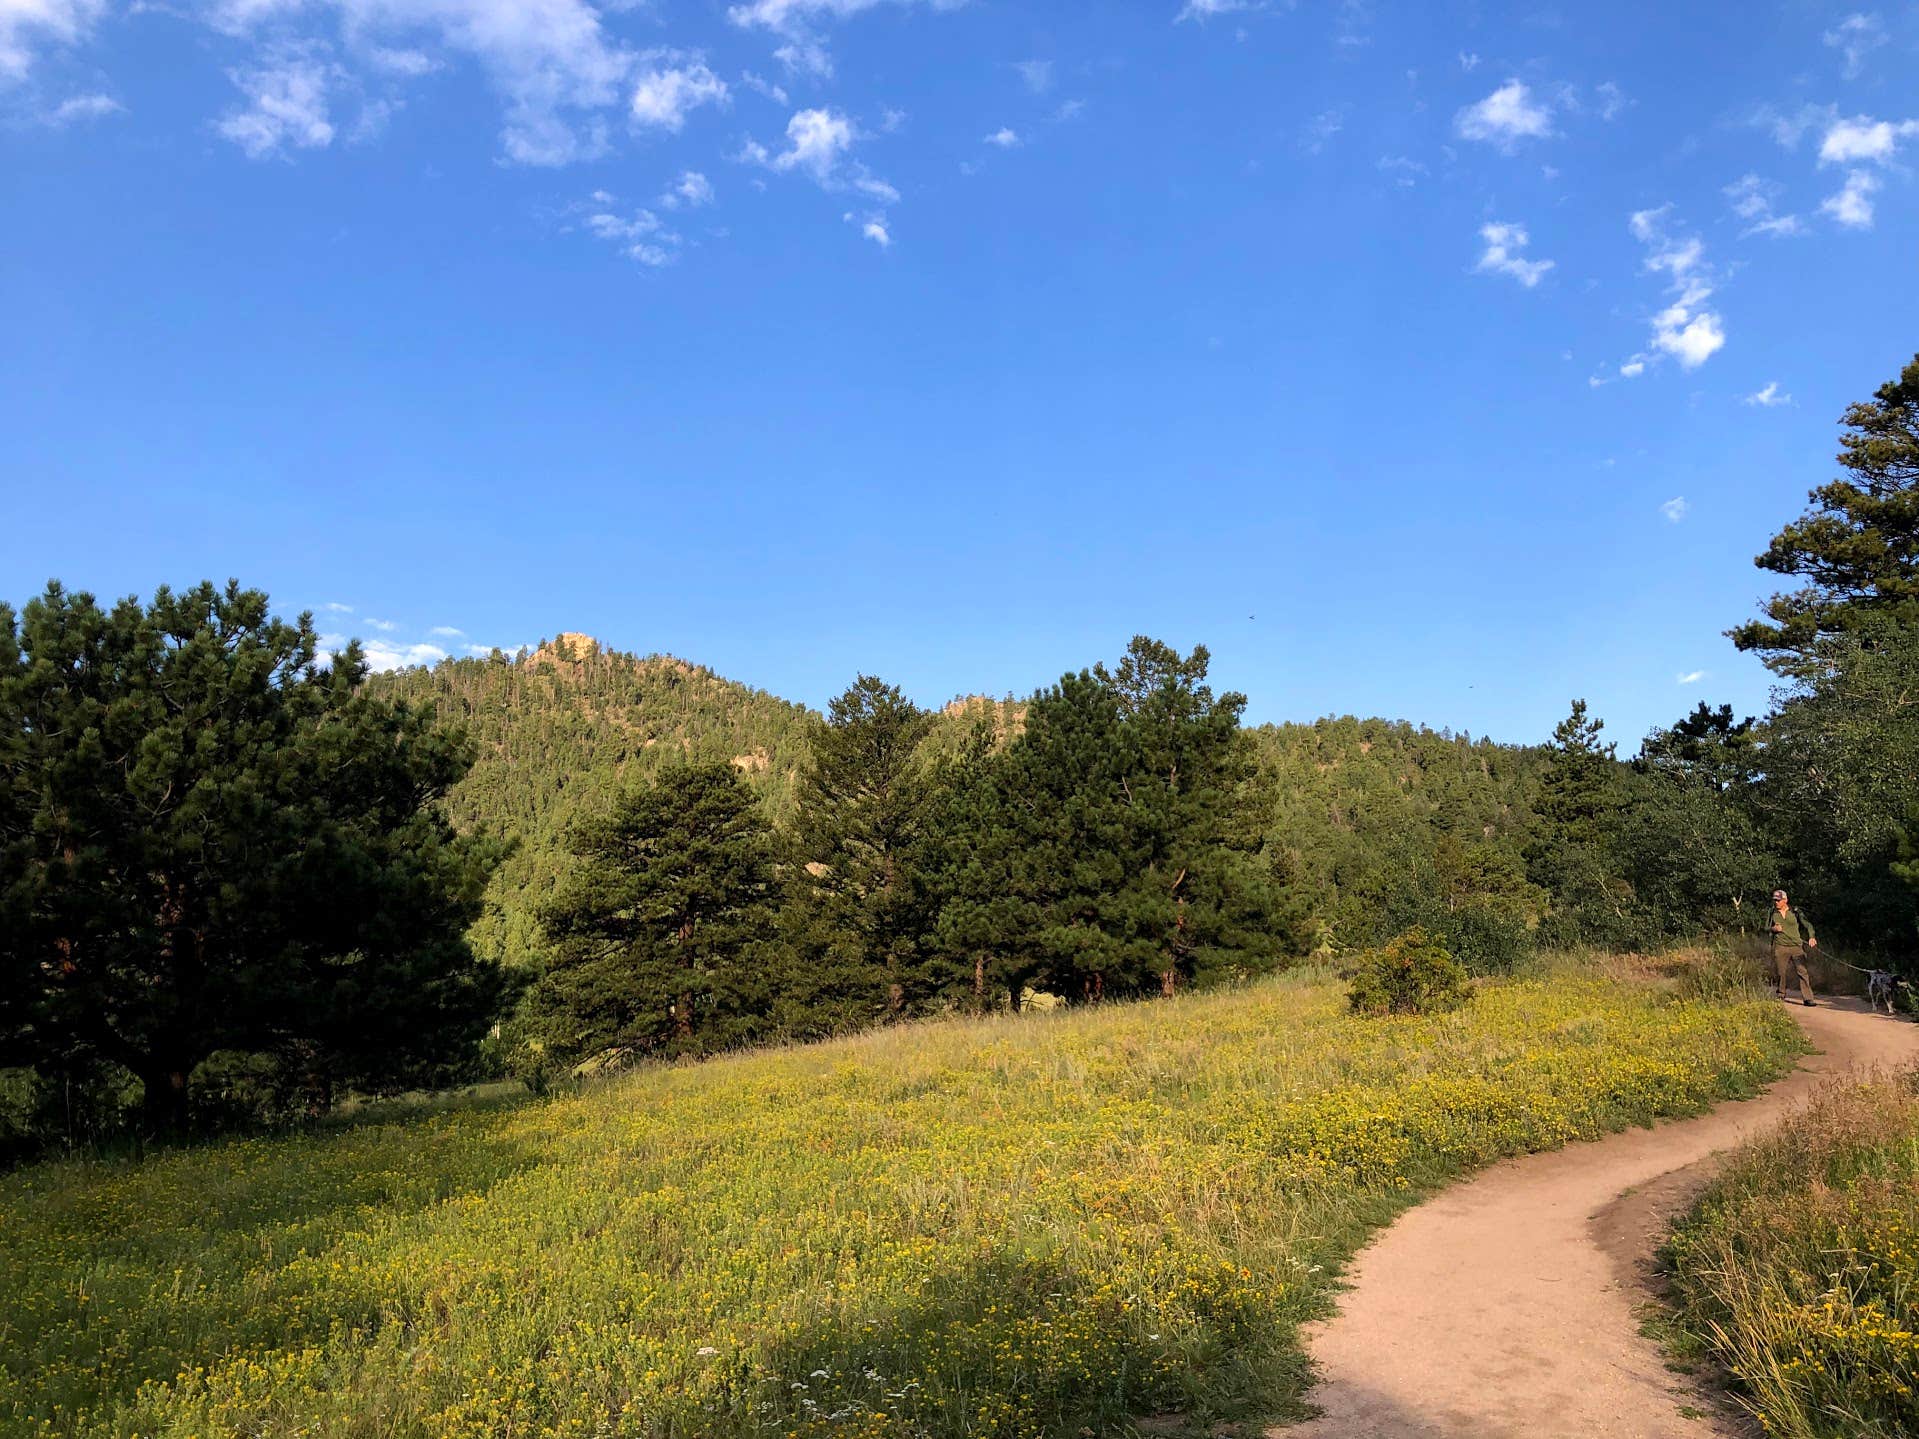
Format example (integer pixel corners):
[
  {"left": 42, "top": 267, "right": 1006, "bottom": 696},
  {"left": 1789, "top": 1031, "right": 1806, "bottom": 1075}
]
[{"left": 1767, "top": 888, "right": 1818, "bottom": 1007}]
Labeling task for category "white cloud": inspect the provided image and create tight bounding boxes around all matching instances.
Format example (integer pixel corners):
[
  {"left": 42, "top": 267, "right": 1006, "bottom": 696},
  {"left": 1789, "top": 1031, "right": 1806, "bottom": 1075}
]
[
  {"left": 1177, "top": 0, "right": 1262, "bottom": 19},
  {"left": 427, "top": 625, "right": 466, "bottom": 637},
  {"left": 217, "top": 51, "right": 339, "bottom": 158},
  {"left": 844, "top": 211, "right": 889, "bottom": 246},
  {"left": 1301, "top": 106, "right": 1345, "bottom": 153},
  {"left": 582, "top": 201, "right": 678, "bottom": 265},
  {"left": 1595, "top": 81, "right": 1628, "bottom": 121},
  {"left": 773, "top": 105, "right": 854, "bottom": 178},
  {"left": 1619, "top": 360, "right": 1645, "bottom": 379},
  {"left": 1474, "top": 220, "right": 1553, "bottom": 288},
  {"left": 983, "top": 125, "right": 1019, "bottom": 148},
  {"left": 366, "top": 45, "right": 437, "bottom": 76},
  {"left": 1821, "top": 168, "right": 1879, "bottom": 228},
  {"left": 322, "top": 601, "right": 354, "bottom": 613},
  {"left": 1661, "top": 497, "right": 1689, "bottom": 523},
  {"left": 1723, "top": 174, "right": 1803, "bottom": 238},
  {"left": 362, "top": 639, "right": 448, "bottom": 671},
  {"left": 1818, "top": 114, "right": 1919, "bottom": 165},
  {"left": 364, "top": 616, "right": 399, "bottom": 630},
  {"left": 1376, "top": 154, "right": 1426, "bottom": 187},
  {"left": 42, "top": 90, "right": 122, "bottom": 124},
  {"left": 630, "top": 54, "right": 728, "bottom": 132},
  {"left": 1824, "top": 13, "right": 1887, "bottom": 79},
  {"left": 660, "top": 169, "right": 714, "bottom": 208},
  {"left": 746, "top": 105, "right": 894, "bottom": 204},
  {"left": 1454, "top": 79, "right": 1554, "bottom": 151},
  {"left": 1755, "top": 101, "right": 1834, "bottom": 151},
  {"left": 1744, "top": 381, "right": 1791, "bottom": 407},
  {"left": 204, "top": 0, "right": 633, "bottom": 167},
  {"left": 1013, "top": 58, "right": 1052, "bottom": 93},
  {"left": 739, "top": 69, "right": 788, "bottom": 105},
  {"left": 1629, "top": 206, "right": 1725, "bottom": 370},
  {"left": 728, "top": 0, "right": 960, "bottom": 78},
  {"left": 1457, "top": 50, "right": 1479, "bottom": 71},
  {"left": 0, "top": 0, "right": 105, "bottom": 82},
  {"left": 1676, "top": 670, "right": 1707, "bottom": 685}
]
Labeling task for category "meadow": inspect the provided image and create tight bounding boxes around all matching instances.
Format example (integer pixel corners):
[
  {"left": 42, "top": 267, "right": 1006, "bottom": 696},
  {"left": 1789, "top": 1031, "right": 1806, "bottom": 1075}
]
[
  {"left": 1663, "top": 1066, "right": 1919, "bottom": 1438},
  {"left": 1, "top": 957, "right": 1802, "bottom": 1439}
]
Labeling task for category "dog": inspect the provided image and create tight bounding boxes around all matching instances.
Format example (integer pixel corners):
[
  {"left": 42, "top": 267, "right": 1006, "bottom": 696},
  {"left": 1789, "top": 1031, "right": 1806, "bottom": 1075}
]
[{"left": 1865, "top": 969, "right": 1911, "bottom": 1015}]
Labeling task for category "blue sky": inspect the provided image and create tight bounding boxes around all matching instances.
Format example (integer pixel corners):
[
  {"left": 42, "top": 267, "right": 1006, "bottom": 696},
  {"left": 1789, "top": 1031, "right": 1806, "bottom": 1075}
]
[{"left": 3, "top": 0, "right": 1916, "bottom": 746}]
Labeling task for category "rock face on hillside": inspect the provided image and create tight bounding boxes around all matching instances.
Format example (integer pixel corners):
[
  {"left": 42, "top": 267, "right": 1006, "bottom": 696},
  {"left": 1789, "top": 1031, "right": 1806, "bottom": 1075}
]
[{"left": 526, "top": 633, "right": 600, "bottom": 668}]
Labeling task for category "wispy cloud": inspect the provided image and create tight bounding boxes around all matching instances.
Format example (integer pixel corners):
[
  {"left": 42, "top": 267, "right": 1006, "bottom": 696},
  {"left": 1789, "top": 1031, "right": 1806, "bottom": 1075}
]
[
  {"left": 983, "top": 126, "right": 1020, "bottom": 148},
  {"left": 1661, "top": 496, "right": 1690, "bottom": 523},
  {"left": 1177, "top": 0, "right": 1263, "bottom": 21},
  {"left": 1013, "top": 59, "right": 1052, "bottom": 94},
  {"left": 660, "top": 170, "right": 715, "bottom": 209},
  {"left": 1744, "top": 381, "right": 1792, "bottom": 408},
  {"left": 1823, "top": 13, "right": 1887, "bottom": 79},
  {"left": 427, "top": 625, "right": 466, "bottom": 638},
  {"left": 217, "top": 48, "right": 339, "bottom": 159},
  {"left": 1723, "top": 174, "right": 1803, "bottom": 238},
  {"left": 1821, "top": 168, "right": 1880, "bottom": 228},
  {"left": 579, "top": 194, "right": 680, "bottom": 267},
  {"left": 41, "top": 91, "right": 123, "bottom": 125},
  {"left": 0, "top": 0, "right": 105, "bottom": 82},
  {"left": 1474, "top": 221, "right": 1554, "bottom": 288},
  {"left": 1454, "top": 79, "right": 1554, "bottom": 151},
  {"left": 1301, "top": 106, "right": 1346, "bottom": 153},
  {"left": 1630, "top": 206, "right": 1725, "bottom": 370},
  {"left": 630, "top": 53, "right": 728, "bottom": 132},
  {"left": 1676, "top": 669, "right": 1707, "bottom": 685}
]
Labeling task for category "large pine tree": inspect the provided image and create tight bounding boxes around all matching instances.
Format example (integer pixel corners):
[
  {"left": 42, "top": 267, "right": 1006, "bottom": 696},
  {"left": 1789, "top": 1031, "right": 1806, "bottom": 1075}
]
[
  {"left": 533, "top": 763, "right": 779, "bottom": 1065},
  {"left": 0, "top": 580, "right": 504, "bottom": 1130},
  {"left": 783, "top": 676, "right": 941, "bottom": 1017},
  {"left": 1732, "top": 353, "right": 1919, "bottom": 671}
]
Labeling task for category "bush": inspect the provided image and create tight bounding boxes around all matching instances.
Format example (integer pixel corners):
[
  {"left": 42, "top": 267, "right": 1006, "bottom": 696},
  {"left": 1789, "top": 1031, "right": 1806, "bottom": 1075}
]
[
  {"left": 1347, "top": 926, "right": 1471, "bottom": 1016},
  {"left": 1431, "top": 899, "right": 1534, "bottom": 976}
]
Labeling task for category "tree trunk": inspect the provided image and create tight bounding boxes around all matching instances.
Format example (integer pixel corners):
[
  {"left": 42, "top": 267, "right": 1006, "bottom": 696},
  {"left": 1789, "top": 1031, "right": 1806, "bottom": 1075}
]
[
  {"left": 973, "top": 954, "right": 986, "bottom": 1010},
  {"left": 138, "top": 1063, "right": 192, "bottom": 1133}
]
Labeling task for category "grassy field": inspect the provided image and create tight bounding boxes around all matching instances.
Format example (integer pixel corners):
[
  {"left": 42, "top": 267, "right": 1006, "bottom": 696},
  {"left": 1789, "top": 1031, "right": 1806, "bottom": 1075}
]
[
  {"left": 1662, "top": 1067, "right": 1919, "bottom": 1439},
  {"left": 1, "top": 956, "right": 1802, "bottom": 1439}
]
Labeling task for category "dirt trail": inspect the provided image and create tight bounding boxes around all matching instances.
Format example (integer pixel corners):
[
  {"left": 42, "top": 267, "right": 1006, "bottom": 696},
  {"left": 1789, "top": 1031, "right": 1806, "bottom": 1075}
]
[{"left": 1276, "top": 996, "right": 1919, "bottom": 1439}]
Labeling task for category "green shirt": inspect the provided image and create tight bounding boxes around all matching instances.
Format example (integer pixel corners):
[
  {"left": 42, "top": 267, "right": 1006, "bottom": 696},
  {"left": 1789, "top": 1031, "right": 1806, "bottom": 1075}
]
[{"left": 1769, "top": 907, "right": 1814, "bottom": 947}]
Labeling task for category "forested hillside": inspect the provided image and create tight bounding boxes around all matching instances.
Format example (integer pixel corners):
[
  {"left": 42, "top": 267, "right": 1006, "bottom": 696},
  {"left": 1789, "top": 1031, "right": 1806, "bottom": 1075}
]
[
  {"left": 367, "top": 634, "right": 817, "bottom": 964},
  {"left": 369, "top": 636, "right": 1554, "bottom": 972}
]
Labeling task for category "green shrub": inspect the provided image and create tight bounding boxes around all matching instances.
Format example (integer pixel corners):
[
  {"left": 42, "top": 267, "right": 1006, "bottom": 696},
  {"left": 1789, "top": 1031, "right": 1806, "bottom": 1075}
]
[
  {"left": 1347, "top": 926, "right": 1471, "bottom": 1016},
  {"left": 1431, "top": 900, "right": 1534, "bottom": 976}
]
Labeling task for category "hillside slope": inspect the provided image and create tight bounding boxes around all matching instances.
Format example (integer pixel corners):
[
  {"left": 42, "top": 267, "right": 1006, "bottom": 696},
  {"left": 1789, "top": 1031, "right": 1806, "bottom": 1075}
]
[
  {"left": 369, "top": 642, "right": 1550, "bottom": 965},
  {"left": 0, "top": 957, "right": 1801, "bottom": 1438},
  {"left": 368, "top": 635, "right": 817, "bottom": 964}
]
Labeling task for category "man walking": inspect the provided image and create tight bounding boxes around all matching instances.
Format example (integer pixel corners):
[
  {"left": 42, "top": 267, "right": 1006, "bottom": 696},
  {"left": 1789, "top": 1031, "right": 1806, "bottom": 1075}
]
[{"left": 1768, "top": 888, "right": 1818, "bottom": 1006}]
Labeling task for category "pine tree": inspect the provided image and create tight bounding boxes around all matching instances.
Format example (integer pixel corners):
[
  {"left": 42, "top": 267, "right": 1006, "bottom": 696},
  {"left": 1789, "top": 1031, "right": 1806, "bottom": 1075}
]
[
  {"left": 784, "top": 676, "right": 939, "bottom": 1016},
  {"left": 533, "top": 763, "right": 779, "bottom": 1066},
  {"left": 1526, "top": 699, "right": 1630, "bottom": 947},
  {"left": 977, "top": 638, "right": 1279, "bottom": 1003},
  {"left": 1732, "top": 353, "right": 1919, "bottom": 671},
  {"left": 0, "top": 580, "right": 504, "bottom": 1130}
]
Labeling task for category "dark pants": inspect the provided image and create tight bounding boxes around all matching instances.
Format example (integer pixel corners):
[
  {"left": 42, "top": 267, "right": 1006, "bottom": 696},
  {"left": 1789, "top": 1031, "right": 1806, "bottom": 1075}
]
[{"left": 1773, "top": 945, "right": 1813, "bottom": 1003}]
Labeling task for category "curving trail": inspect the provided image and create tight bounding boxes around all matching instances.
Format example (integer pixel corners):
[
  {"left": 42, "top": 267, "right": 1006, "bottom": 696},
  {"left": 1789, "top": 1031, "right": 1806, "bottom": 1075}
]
[{"left": 1275, "top": 996, "right": 1919, "bottom": 1439}]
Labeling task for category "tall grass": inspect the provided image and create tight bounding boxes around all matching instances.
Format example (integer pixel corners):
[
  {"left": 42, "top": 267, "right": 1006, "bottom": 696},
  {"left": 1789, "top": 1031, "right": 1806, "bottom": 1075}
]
[
  {"left": 1, "top": 958, "right": 1801, "bottom": 1439},
  {"left": 1663, "top": 1067, "right": 1919, "bottom": 1439}
]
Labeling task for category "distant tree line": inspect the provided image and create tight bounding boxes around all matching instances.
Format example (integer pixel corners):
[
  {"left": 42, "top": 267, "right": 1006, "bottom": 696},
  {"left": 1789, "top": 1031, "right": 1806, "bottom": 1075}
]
[{"left": 4, "top": 353, "right": 1918, "bottom": 1150}]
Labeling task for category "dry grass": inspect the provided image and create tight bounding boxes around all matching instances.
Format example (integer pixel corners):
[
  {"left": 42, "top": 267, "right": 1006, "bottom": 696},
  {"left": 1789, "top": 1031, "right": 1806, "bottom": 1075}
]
[{"left": 1662, "top": 1068, "right": 1919, "bottom": 1438}]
